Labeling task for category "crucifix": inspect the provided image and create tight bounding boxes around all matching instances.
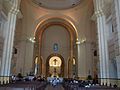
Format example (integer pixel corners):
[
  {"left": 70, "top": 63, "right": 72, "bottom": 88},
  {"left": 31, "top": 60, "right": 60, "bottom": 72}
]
[
  {"left": 53, "top": 59, "right": 57, "bottom": 76},
  {"left": 53, "top": 59, "right": 57, "bottom": 65}
]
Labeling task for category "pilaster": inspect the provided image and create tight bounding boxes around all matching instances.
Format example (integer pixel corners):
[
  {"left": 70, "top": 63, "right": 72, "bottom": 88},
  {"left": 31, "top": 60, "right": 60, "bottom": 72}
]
[
  {"left": 0, "top": 0, "right": 19, "bottom": 84},
  {"left": 114, "top": 0, "right": 120, "bottom": 55},
  {"left": 116, "top": 56, "right": 120, "bottom": 77},
  {"left": 76, "top": 41, "right": 87, "bottom": 80},
  {"left": 111, "top": 1, "right": 120, "bottom": 86},
  {"left": 76, "top": 41, "right": 80, "bottom": 78},
  {"left": 116, "top": 55, "right": 120, "bottom": 87},
  {"left": 94, "top": 0, "right": 110, "bottom": 85}
]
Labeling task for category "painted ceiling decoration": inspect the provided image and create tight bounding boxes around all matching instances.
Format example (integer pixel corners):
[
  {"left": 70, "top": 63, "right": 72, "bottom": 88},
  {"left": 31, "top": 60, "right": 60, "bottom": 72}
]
[{"left": 32, "top": 0, "right": 81, "bottom": 10}]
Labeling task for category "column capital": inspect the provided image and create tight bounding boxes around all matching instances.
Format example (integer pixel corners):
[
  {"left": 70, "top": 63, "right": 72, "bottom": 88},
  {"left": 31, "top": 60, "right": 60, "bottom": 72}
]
[
  {"left": 76, "top": 41, "right": 80, "bottom": 45},
  {"left": 9, "top": 7, "right": 19, "bottom": 15},
  {"left": 95, "top": 9, "right": 104, "bottom": 18},
  {"left": 8, "top": 0, "right": 20, "bottom": 15}
]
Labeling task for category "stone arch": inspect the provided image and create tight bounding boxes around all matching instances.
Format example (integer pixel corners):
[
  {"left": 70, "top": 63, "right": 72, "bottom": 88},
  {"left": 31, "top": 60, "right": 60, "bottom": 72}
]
[
  {"left": 33, "top": 14, "right": 79, "bottom": 41},
  {"left": 34, "top": 17, "right": 78, "bottom": 78}
]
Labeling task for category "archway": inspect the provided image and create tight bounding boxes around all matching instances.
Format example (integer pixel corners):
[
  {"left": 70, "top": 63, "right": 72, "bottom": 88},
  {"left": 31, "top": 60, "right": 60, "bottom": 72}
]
[
  {"left": 34, "top": 18, "right": 77, "bottom": 78},
  {"left": 46, "top": 54, "right": 64, "bottom": 77}
]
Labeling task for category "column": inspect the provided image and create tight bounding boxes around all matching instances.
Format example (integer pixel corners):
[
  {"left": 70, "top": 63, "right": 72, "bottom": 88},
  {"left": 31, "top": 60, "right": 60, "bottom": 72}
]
[
  {"left": 116, "top": 0, "right": 120, "bottom": 17},
  {"left": 116, "top": 56, "right": 120, "bottom": 87},
  {"left": 116, "top": 56, "right": 120, "bottom": 78},
  {"left": 0, "top": 11, "right": 6, "bottom": 84},
  {"left": 94, "top": 0, "right": 110, "bottom": 85},
  {"left": 95, "top": 10, "right": 105, "bottom": 85},
  {"left": 0, "top": 1, "right": 19, "bottom": 84},
  {"left": 76, "top": 41, "right": 80, "bottom": 78},
  {"left": 114, "top": 0, "right": 120, "bottom": 87},
  {"left": 69, "top": 38, "right": 74, "bottom": 78},
  {"left": 115, "top": 0, "right": 120, "bottom": 51}
]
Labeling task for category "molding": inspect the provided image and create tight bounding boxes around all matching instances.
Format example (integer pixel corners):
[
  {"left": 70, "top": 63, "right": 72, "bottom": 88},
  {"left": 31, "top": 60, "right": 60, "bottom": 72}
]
[
  {"left": 76, "top": 41, "right": 80, "bottom": 45},
  {"left": 94, "top": 9, "right": 104, "bottom": 18}
]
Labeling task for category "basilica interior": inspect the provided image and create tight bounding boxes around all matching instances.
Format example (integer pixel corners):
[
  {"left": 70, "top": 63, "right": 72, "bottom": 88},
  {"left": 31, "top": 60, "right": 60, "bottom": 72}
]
[{"left": 0, "top": 0, "right": 120, "bottom": 89}]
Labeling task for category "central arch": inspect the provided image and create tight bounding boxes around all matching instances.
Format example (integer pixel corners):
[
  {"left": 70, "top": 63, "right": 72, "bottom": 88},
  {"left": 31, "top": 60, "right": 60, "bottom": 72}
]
[
  {"left": 34, "top": 18, "right": 78, "bottom": 78},
  {"left": 34, "top": 18, "right": 78, "bottom": 41}
]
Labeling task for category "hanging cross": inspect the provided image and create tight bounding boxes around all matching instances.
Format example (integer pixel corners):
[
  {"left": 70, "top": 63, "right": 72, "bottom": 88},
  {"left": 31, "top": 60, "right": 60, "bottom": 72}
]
[{"left": 53, "top": 59, "right": 57, "bottom": 65}]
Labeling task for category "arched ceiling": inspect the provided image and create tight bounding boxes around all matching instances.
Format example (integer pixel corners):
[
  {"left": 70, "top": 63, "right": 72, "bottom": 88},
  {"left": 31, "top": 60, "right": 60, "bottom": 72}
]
[
  {"left": 34, "top": 18, "right": 78, "bottom": 42},
  {"left": 32, "top": 0, "right": 81, "bottom": 10}
]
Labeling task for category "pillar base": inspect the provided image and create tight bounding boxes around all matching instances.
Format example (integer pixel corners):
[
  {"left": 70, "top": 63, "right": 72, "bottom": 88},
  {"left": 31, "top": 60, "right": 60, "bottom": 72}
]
[
  {"left": 0, "top": 77, "right": 4, "bottom": 85},
  {"left": 0, "top": 77, "right": 10, "bottom": 85},
  {"left": 100, "top": 78, "right": 120, "bottom": 87}
]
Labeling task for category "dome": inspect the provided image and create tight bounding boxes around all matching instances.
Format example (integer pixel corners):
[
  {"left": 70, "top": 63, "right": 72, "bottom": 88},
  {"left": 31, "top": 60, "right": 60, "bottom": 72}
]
[{"left": 32, "top": 0, "right": 81, "bottom": 10}]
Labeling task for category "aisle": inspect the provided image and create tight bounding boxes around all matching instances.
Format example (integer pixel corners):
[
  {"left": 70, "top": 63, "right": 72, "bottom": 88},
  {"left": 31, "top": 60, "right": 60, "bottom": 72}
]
[{"left": 45, "top": 84, "right": 64, "bottom": 90}]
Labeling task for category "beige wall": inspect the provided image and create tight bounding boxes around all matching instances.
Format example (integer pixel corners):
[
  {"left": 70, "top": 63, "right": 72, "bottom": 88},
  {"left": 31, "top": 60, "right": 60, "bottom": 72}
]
[{"left": 41, "top": 25, "right": 70, "bottom": 61}]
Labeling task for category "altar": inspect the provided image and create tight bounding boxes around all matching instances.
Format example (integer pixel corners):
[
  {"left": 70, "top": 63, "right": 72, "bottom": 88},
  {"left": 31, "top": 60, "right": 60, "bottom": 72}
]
[
  {"left": 48, "top": 56, "right": 63, "bottom": 77},
  {"left": 47, "top": 77, "right": 63, "bottom": 84}
]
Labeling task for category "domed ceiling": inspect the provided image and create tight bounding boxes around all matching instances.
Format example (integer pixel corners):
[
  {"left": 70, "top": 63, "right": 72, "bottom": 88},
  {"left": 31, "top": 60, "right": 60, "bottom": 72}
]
[{"left": 32, "top": 0, "right": 81, "bottom": 10}]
